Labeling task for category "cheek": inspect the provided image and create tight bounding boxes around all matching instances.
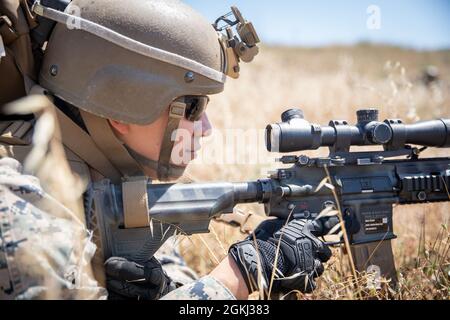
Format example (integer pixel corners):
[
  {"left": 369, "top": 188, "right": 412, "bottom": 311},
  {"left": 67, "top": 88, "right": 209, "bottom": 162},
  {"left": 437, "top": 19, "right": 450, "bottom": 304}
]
[
  {"left": 174, "top": 119, "right": 195, "bottom": 142},
  {"left": 153, "top": 111, "right": 171, "bottom": 144},
  {"left": 137, "top": 126, "right": 163, "bottom": 146},
  {"left": 128, "top": 127, "right": 161, "bottom": 158},
  {"left": 125, "top": 111, "right": 169, "bottom": 159},
  {"left": 177, "top": 118, "right": 194, "bottom": 132}
]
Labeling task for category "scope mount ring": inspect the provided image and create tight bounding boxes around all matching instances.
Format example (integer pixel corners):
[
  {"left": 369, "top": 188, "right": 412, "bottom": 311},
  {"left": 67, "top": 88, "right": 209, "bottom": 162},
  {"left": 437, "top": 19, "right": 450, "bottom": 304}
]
[{"left": 329, "top": 120, "right": 352, "bottom": 153}]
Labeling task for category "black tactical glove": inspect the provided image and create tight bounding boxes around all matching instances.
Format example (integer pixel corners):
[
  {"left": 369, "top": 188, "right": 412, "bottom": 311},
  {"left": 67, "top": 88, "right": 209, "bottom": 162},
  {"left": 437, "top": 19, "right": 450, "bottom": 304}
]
[
  {"left": 229, "top": 218, "right": 332, "bottom": 296},
  {"left": 104, "top": 256, "right": 177, "bottom": 300}
]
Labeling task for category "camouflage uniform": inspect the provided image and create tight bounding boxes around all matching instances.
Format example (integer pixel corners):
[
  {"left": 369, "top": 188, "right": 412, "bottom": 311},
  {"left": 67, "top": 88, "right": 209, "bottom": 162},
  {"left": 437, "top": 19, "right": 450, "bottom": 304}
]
[
  {"left": 0, "top": 157, "right": 106, "bottom": 299},
  {"left": 156, "top": 238, "right": 235, "bottom": 299},
  {"left": 155, "top": 237, "right": 199, "bottom": 286},
  {"left": 162, "top": 276, "right": 235, "bottom": 300}
]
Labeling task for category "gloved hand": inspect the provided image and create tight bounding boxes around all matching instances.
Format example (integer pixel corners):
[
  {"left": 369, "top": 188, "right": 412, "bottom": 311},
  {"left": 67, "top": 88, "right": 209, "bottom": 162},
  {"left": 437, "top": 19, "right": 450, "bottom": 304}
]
[
  {"left": 229, "top": 218, "right": 332, "bottom": 296},
  {"left": 104, "top": 256, "right": 177, "bottom": 300}
]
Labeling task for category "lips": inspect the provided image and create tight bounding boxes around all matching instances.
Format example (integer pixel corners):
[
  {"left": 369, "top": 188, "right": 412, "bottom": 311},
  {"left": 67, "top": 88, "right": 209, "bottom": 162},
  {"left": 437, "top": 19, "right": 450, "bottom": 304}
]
[
  {"left": 183, "top": 149, "right": 198, "bottom": 159},
  {"left": 177, "top": 136, "right": 203, "bottom": 161},
  {"left": 185, "top": 142, "right": 202, "bottom": 155}
]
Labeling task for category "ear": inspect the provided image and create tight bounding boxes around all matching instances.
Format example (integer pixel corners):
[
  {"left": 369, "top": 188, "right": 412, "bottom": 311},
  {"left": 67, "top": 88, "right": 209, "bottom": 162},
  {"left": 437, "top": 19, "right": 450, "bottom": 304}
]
[{"left": 108, "top": 119, "right": 130, "bottom": 135}]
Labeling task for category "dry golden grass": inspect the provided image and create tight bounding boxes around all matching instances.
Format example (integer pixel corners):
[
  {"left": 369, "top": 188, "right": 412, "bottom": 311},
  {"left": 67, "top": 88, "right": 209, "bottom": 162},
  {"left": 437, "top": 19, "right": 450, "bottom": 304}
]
[{"left": 180, "top": 44, "right": 450, "bottom": 300}]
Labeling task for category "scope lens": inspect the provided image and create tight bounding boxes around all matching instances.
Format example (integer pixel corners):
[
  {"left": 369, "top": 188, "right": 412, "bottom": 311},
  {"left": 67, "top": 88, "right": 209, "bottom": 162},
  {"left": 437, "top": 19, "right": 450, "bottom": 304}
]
[{"left": 265, "top": 124, "right": 281, "bottom": 152}]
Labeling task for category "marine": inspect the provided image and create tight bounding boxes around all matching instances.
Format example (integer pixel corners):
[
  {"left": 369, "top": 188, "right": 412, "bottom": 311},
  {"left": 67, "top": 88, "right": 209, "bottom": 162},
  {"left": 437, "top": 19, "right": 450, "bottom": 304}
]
[{"left": 0, "top": 0, "right": 331, "bottom": 300}]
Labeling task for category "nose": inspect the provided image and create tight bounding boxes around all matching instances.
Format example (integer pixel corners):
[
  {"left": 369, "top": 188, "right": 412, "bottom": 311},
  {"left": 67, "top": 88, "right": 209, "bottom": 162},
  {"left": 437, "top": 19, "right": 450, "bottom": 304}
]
[{"left": 201, "top": 113, "right": 212, "bottom": 137}]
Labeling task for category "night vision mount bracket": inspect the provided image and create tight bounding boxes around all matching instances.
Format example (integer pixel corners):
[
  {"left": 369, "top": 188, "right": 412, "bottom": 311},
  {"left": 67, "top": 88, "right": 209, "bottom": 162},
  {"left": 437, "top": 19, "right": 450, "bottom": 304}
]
[{"left": 213, "top": 6, "right": 260, "bottom": 78}]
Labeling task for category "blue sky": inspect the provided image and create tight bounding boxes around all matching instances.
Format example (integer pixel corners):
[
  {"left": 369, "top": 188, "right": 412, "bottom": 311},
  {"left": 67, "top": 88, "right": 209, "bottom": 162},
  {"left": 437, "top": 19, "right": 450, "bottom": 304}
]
[{"left": 184, "top": 0, "right": 450, "bottom": 50}]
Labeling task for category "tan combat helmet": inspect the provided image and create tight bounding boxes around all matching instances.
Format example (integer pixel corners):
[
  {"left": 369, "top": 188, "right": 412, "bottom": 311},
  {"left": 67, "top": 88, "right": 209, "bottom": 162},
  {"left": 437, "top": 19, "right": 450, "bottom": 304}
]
[{"left": 31, "top": 0, "right": 259, "bottom": 180}]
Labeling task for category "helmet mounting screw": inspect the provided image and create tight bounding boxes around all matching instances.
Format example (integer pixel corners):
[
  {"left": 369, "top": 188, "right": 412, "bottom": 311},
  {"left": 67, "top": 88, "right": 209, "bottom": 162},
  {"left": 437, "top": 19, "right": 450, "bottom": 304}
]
[
  {"left": 184, "top": 71, "right": 195, "bottom": 83},
  {"left": 50, "top": 65, "right": 58, "bottom": 77}
]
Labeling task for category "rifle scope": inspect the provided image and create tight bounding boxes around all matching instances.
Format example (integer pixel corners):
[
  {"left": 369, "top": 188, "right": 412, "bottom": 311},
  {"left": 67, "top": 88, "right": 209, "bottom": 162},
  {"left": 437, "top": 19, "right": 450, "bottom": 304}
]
[{"left": 266, "top": 109, "right": 450, "bottom": 153}]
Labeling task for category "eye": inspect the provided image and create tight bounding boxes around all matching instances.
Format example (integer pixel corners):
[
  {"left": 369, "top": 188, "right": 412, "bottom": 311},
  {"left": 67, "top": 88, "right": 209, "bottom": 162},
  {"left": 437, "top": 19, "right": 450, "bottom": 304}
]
[{"left": 184, "top": 96, "right": 209, "bottom": 121}]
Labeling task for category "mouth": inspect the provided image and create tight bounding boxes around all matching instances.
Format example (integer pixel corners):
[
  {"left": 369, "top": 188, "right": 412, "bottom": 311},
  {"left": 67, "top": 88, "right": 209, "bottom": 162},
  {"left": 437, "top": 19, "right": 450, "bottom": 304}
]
[
  {"left": 185, "top": 149, "right": 198, "bottom": 158},
  {"left": 185, "top": 142, "right": 202, "bottom": 157}
]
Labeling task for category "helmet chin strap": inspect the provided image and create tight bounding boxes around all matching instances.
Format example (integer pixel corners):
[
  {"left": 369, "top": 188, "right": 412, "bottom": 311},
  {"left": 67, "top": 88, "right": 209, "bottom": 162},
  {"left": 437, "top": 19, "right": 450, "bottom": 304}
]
[
  {"left": 127, "top": 100, "right": 188, "bottom": 181},
  {"left": 125, "top": 147, "right": 186, "bottom": 181}
]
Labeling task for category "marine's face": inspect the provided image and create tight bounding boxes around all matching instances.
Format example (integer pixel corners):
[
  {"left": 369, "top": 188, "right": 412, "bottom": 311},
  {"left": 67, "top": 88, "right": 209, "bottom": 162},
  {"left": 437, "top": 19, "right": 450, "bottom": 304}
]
[{"left": 109, "top": 108, "right": 212, "bottom": 179}]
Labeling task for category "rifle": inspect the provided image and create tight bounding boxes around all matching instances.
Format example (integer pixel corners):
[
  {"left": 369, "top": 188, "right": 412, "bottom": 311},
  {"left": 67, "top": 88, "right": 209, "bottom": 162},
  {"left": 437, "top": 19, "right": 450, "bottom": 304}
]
[{"left": 91, "top": 108, "right": 450, "bottom": 285}]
